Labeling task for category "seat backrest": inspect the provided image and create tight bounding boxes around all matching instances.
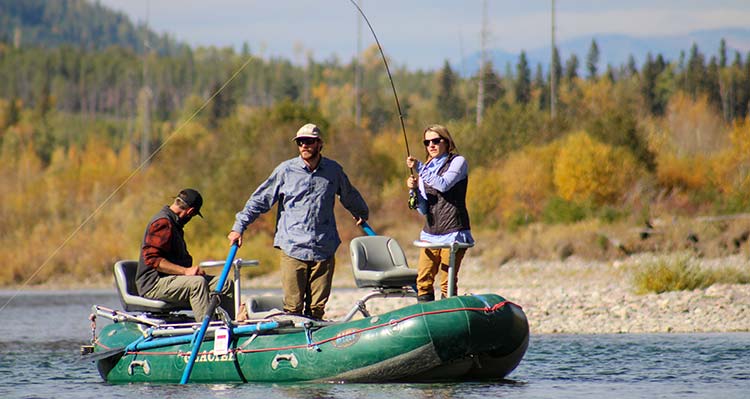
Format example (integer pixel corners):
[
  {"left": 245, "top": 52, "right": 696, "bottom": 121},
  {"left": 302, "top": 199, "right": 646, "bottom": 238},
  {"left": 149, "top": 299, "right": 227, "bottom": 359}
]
[
  {"left": 350, "top": 236, "right": 408, "bottom": 272},
  {"left": 113, "top": 260, "right": 140, "bottom": 297},
  {"left": 113, "top": 260, "right": 183, "bottom": 313},
  {"left": 350, "top": 236, "right": 417, "bottom": 289}
]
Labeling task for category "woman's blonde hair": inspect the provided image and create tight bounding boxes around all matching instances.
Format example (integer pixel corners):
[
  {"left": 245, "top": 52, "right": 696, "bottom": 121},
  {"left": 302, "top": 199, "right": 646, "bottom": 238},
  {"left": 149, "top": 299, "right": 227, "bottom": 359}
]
[{"left": 423, "top": 124, "right": 458, "bottom": 160}]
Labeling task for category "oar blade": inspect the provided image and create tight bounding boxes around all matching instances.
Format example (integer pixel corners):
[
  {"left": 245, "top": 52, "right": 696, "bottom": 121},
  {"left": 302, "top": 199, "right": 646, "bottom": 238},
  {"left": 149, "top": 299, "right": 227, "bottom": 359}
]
[{"left": 79, "top": 346, "right": 125, "bottom": 363}]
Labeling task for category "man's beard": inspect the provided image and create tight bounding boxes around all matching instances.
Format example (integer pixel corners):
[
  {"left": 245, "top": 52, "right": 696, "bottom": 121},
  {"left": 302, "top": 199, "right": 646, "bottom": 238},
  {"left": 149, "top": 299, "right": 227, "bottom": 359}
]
[
  {"left": 301, "top": 146, "right": 320, "bottom": 160},
  {"left": 178, "top": 214, "right": 193, "bottom": 227}
]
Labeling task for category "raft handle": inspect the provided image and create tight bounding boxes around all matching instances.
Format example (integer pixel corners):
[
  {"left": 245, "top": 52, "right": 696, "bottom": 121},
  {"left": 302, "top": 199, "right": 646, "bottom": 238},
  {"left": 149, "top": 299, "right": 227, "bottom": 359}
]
[
  {"left": 271, "top": 353, "right": 298, "bottom": 369},
  {"left": 128, "top": 360, "right": 151, "bottom": 376}
]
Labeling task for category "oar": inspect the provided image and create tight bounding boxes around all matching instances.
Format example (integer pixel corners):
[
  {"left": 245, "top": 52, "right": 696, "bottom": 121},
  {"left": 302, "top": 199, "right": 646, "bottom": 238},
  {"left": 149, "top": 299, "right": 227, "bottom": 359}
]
[
  {"left": 361, "top": 221, "right": 376, "bottom": 236},
  {"left": 80, "top": 346, "right": 127, "bottom": 363},
  {"left": 180, "top": 243, "right": 238, "bottom": 384}
]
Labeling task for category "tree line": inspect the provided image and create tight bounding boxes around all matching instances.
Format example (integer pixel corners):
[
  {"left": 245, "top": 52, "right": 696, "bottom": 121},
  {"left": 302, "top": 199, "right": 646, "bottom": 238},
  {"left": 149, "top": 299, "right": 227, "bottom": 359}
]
[
  {"left": 2, "top": 27, "right": 750, "bottom": 284},
  {"left": 2, "top": 35, "right": 749, "bottom": 158}
]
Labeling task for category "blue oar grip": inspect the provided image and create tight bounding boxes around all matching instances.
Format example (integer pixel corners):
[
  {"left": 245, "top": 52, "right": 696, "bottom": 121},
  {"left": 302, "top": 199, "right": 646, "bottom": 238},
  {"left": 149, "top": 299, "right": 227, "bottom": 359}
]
[
  {"left": 361, "top": 222, "right": 376, "bottom": 236},
  {"left": 214, "top": 243, "right": 238, "bottom": 291}
]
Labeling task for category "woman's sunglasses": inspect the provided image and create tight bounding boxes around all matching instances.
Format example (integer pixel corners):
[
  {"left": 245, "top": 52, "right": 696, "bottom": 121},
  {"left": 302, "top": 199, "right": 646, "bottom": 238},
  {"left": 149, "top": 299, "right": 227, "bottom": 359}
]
[{"left": 423, "top": 138, "right": 445, "bottom": 146}]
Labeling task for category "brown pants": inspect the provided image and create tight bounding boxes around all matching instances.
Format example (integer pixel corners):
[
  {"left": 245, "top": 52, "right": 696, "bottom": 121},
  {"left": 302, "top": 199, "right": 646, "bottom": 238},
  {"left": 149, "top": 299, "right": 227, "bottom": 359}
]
[
  {"left": 279, "top": 251, "right": 335, "bottom": 320},
  {"left": 416, "top": 248, "right": 466, "bottom": 298}
]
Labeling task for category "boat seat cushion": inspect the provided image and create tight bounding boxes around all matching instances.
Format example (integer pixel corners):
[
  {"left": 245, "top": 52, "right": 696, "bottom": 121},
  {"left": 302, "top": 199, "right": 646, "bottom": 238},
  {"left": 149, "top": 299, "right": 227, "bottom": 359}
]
[
  {"left": 113, "top": 260, "right": 187, "bottom": 314},
  {"left": 244, "top": 294, "right": 285, "bottom": 319},
  {"left": 350, "top": 236, "right": 417, "bottom": 289}
]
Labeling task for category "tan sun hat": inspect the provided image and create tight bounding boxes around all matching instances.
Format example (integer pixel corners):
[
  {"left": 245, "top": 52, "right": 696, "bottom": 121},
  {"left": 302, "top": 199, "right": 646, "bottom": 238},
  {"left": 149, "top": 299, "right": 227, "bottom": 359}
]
[{"left": 292, "top": 123, "right": 322, "bottom": 141}]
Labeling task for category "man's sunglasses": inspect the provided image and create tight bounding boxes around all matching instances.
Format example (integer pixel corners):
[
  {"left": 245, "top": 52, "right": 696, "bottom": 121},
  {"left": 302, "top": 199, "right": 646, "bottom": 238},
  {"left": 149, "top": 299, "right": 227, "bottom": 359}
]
[
  {"left": 423, "top": 138, "right": 445, "bottom": 146},
  {"left": 296, "top": 137, "right": 319, "bottom": 146}
]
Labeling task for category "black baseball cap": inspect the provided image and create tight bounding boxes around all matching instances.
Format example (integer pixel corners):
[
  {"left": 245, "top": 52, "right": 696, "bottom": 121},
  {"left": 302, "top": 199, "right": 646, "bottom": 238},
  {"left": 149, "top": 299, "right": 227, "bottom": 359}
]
[{"left": 177, "top": 188, "right": 203, "bottom": 218}]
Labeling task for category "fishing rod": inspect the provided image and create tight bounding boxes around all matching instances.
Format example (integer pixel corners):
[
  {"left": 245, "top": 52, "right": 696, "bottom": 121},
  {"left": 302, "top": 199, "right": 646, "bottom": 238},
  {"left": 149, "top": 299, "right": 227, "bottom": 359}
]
[{"left": 347, "top": 0, "right": 418, "bottom": 209}]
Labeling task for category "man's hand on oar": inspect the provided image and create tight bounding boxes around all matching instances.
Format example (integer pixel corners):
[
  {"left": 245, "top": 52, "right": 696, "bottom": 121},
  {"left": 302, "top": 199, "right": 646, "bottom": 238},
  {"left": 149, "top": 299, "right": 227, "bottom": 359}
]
[{"left": 227, "top": 231, "right": 243, "bottom": 247}]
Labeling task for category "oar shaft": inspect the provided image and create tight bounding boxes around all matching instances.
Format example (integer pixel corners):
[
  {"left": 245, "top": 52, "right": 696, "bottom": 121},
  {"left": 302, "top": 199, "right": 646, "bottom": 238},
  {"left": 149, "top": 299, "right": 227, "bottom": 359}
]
[
  {"left": 214, "top": 244, "right": 238, "bottom": 292},
  {"left": 180, "top": 243, "right": 238, "bottom": 384}
]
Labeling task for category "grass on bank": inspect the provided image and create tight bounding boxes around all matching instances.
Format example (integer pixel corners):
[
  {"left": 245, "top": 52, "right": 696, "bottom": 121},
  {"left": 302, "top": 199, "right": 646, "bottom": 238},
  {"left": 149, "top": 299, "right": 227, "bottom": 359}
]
[{"left": 630, "top": 252, "right": 750, "bottom": 294}]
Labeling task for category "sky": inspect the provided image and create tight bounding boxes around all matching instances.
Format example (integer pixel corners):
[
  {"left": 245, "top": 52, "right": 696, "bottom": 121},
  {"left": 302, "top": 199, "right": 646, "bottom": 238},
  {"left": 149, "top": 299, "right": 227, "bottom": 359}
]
[{"left": 96, "top": 0, "right": 750, "bottom": 71}]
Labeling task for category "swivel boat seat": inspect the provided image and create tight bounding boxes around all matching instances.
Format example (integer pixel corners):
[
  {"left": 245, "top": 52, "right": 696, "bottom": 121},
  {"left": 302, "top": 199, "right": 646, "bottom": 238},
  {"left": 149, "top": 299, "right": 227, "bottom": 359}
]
[
  {"left": 343, "top": 235, "right": 418, "bottom": 321},
  {"left": 113, "top": 260, "right": 193, "bottom": 322}
]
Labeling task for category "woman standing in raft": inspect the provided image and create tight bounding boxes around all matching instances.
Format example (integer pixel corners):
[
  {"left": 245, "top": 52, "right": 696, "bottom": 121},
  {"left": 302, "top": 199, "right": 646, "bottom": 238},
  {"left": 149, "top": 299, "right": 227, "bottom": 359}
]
[{"left": 406, "top": 124, "right": 474, "bottom": 302}]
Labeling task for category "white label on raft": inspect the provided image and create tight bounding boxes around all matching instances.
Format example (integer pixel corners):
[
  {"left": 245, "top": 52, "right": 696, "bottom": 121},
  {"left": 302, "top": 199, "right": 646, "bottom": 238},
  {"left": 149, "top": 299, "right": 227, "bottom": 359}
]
[{"left": 213, "top": 327, "right": 230, "bottom": 356}]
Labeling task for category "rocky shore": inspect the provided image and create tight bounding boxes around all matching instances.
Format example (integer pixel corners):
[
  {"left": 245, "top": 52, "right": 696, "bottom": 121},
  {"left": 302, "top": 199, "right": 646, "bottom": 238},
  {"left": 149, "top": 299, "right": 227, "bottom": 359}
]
[{"left": 247, "top": 255, "right": 750, "bottom": 334}]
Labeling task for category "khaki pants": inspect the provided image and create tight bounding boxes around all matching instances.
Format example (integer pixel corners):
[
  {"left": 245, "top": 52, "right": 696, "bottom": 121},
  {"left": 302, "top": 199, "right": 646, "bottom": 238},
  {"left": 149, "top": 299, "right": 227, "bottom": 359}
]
[
  {"left": 279, "top": 251, "right": 334, "bottom": 320},
  {"left": 145, "top": 274, "right": 235, "bottom": 321},
  {"left": 416, "top": 248, "right": 466, "bottom": 298}
]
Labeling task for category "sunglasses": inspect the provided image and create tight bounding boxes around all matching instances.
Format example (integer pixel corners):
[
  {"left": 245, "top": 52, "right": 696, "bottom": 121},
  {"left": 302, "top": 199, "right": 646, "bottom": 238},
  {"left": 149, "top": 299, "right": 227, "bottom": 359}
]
[
  {"left": 296, "top": 137, "right": 319, "bottom": 146},
  {"left": 423, "top": 138, "right": 445, "bottom": 146}
]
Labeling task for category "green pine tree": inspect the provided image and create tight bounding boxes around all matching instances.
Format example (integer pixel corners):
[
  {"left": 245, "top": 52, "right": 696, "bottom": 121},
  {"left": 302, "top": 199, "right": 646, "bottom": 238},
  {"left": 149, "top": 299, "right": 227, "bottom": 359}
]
[
  {"left": 514, "top": 51, "right": 531, "bottom": 104},
  {"left": 435, "top": 60, "right": 463, "bottom": 120},
  {"left": 586, "top": 39, "right": 600, "bottom": 80}
]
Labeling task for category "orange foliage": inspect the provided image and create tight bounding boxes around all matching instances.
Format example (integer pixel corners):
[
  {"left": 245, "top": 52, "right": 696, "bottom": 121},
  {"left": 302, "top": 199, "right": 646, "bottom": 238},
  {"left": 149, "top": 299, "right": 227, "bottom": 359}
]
[
  {"left": 648, "top": 94, "right": 738, "bottom": 195},
  {"left": 710, "top": 118, "right": 750, "bottom": 196},
  {"left": 0, "top": 133, "right": 140, "bottom": 284},
  {"left": 662, "top": 92, "right": 727, "bottom": 156},
  {"left": 655, "top": 152, "right": 711, "bottom": 191}
]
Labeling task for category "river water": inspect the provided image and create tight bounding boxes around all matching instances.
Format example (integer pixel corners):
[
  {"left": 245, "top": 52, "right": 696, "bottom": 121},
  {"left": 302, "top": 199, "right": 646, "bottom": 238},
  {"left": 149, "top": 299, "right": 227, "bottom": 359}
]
[{"left": 1, "top": 290, "right": 748, "bottom": 398}]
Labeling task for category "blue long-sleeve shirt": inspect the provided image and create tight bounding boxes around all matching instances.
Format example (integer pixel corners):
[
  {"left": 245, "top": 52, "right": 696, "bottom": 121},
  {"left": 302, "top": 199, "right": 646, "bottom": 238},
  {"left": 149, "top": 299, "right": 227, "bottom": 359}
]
[{"left": 232, "top": 156, "right": 369, "bottom": 261}]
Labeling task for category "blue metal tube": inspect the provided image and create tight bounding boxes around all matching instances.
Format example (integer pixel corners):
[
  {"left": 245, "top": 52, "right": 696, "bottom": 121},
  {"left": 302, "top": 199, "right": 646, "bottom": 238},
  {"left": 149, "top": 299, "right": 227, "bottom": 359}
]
[
  {"left": 180, "top": 244, "right": 238, "bottom": 384},
  {"left": 125, "top": 320, "right": 284, "bottom": 352}
]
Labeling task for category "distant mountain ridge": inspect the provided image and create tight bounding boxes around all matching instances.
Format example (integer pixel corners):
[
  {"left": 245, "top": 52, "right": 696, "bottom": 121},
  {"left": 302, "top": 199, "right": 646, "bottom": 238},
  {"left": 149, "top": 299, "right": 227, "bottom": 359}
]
[
  {"left": 3, "top": 0, "right": 748, "bottom": 76},
  {"left": 462, "top": 27, "right": 750, "bottom": 76},
  {"left": 0, "top": 0, "right": 184, "bottom": 54}
]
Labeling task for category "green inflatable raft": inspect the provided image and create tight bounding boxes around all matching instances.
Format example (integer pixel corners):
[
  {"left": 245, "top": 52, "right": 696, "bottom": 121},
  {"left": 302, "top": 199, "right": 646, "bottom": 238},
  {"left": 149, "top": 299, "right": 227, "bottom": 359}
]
[{"left": 82, "top": 236, "right": 529, "bottom": 383}]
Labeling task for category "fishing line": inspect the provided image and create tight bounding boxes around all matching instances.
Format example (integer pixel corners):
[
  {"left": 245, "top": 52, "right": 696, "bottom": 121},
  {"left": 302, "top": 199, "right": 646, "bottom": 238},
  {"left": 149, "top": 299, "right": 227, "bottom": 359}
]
[
  {"left": 1, "top": 4, "right": 415, "bottom": 313},
  {"left": 0, "top": 56, "right": 256, "bottom": 314},
  {"left": 348, "top": 0, "right": 411, "bottom": 160},
  {"left": 348, "top": 0, "right": 418, "bottom": 207}
]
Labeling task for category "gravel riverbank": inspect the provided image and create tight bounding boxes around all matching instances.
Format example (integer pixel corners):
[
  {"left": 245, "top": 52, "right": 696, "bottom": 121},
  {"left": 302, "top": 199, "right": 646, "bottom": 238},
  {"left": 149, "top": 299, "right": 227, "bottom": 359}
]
[{"left": 246, "top": 255, "right": 750, "bottom": 334}]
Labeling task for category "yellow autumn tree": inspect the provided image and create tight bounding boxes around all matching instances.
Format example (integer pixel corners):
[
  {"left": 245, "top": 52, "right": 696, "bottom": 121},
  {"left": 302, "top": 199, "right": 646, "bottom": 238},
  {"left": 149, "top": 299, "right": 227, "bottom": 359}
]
[
  {"left": 710, "top": 118, "right": 750, "bottom": 200},
  {"left": 648, "top": 93, "right": 730, "bottom": 193},
  {"left": 553, "top": 131, "right": 638, "bottom": 205},
  {"left": 494, "top": 143, "right": 558, "bottom": 224},
  {"left": 466, "top": 165, "right": 504, "bottom": 227}
]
